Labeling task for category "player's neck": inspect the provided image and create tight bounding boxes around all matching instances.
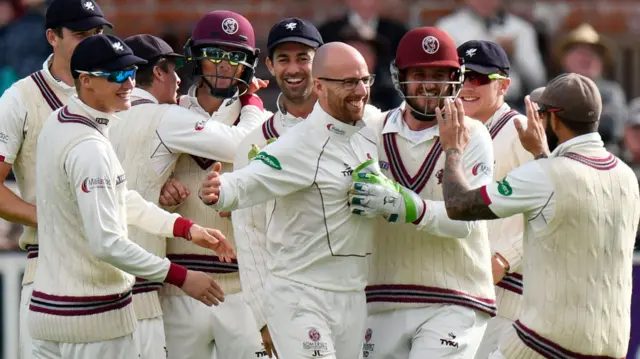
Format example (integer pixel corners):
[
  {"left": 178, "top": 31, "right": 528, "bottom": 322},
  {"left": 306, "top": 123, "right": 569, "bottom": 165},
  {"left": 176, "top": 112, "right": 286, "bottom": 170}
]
[
  {"left": 195, "top": 86, "right": 224, "bottom": 116},
  {"left": 475, "top": 99, "right": 506, "bottom": 124},
  {"left": 281, "top": 94, "right": 316, "bottom": 119},
  {"left": 143, "top": 84, "right": 164, "bottom": 104},
  {"left": 403, "top": 109, "right": 437, "bottom": 131},
  {"left": 78, "top": 92, "right": 113, "bottom": 115},
  {"left": 49, "top": 55, "right": 75, "bottom": 87}
]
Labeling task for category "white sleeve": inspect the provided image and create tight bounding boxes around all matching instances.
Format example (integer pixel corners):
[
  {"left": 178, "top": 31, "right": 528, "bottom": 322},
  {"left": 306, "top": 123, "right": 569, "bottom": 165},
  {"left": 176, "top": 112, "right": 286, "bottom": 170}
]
[
  {"left": 481, "top": 160, "right": 555, "bottom": 219},
  {"left": 214, "top": 138, "right": 316, "bottom": 212},
  {"left": 233, "top": 204, "right": 270, "bottom": 330},
  {"left": 66, "top": 140, "right": 179, "bottom": 283},
  {"left": 125, "top": 189, "right": 180, "bottom": 237},
  {"left": 0, "top": 86, "right": 27, "bottom": 164},
  {"left": 416, "top": 124, "right": 494, "bottom": 238},
  {"left": 230, "top": 127, "right": 271, "bottom": 330},
  {"left": 156, "top": 104, "right": 263, "bottom": 164}
]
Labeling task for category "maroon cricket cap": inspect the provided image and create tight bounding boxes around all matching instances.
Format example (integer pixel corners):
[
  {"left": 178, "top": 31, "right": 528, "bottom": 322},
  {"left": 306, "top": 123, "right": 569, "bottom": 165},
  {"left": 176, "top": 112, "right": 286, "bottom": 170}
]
[{"left": 537, "top": 73, "right": 602, "bottom": 123}]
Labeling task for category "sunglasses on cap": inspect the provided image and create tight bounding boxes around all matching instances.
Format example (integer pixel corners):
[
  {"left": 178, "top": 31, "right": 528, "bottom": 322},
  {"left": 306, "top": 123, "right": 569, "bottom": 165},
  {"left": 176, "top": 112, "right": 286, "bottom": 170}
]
[
  {"left": 75, "top": 67, "right": 137, "bottom": 84},
  {"left": 537, "top": 104, "right": 562, "bottom": 115},
  {"left": 200, "top": 47, "right": 248, "bottom": 67},
  {"left": 464, "top": 71, "right": 508, "bottom": 86}
]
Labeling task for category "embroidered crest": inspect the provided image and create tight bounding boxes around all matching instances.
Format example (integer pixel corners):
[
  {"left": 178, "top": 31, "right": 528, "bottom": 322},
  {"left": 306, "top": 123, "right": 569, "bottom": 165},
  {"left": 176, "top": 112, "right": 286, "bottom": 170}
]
[
  {"left": 422, "top": 36, "right": 439, "bottom": 54},
  {"left": 222, "top": 18, "right": 239, "bottom": 35}
]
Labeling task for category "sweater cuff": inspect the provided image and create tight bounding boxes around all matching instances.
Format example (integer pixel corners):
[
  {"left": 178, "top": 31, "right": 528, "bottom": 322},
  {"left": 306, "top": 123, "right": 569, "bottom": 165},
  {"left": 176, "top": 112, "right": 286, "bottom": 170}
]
[
  {"left": 164, "top": 263, "right": 188, "bottom": 287},
  {"left": 173, "top": 217, "right": 194, "bottom": 240},
  {"left": 495, "top": 245, "right": 522, "bottom": 272},
  {"left": 240, "top": 93, "right": 264, "bottom": 110}
]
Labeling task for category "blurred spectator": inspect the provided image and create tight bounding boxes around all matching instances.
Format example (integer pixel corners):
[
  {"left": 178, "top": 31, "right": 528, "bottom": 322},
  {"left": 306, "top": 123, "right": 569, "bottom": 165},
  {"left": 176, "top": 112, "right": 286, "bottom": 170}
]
[
  {"left": 553, "top": 23, "right": 627, "bottom": 153},
  {"left": 318, "top": 0, "right": 406, "bottom": 111},
  {"left": 338, "top": 25, "right": 398, "bottom": 110},
  {"left": 623, "top": 99, "right": 640, "bottom": 181},
  {"left": 436, "top": 0, "right": 546, "bottom": 113},
  {"left": 0, "top": 0, "right": 50, "bottom": 88}
]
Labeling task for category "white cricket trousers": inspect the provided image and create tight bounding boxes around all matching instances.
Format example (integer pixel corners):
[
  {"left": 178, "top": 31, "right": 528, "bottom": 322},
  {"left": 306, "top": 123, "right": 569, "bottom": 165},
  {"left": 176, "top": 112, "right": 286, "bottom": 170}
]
[
  {"left": 137, "top": 317, "right": 167, "bottom": 359},
  {"left": 474, "top": 316, "right": 513, "bottom": 359},
  {"left": 487, "top": 325, "right": 545, "bottom": 359},
  {"left": 264, "top": 275, "right": 367, "bottom": 359},
  {"left": 363, "top": 304, "right": 490, "bottom": 359},
  {"left": 20, "top": 283, "right": 34, "bottom": 359},
  {"left": 32, "top": 333, "right": 140, "bottom": 359},
  {"left": 160, "top": 292, "right": 264, "bottom": 359}
]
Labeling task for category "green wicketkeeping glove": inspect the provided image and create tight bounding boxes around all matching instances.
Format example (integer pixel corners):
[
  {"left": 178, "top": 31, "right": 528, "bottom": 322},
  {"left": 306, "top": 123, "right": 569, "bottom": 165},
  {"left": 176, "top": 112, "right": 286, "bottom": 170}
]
[{"left": 348, "top": 158, "right": 425, "bottom": 223}]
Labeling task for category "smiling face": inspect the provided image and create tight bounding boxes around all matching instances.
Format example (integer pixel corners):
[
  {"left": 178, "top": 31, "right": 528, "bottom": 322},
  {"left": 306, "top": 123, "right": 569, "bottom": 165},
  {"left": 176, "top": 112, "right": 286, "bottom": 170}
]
[
  {"left": 77, "top": 67, "right": 136, "bottom": 113},
  {"left": 403, "top": 66, "right": 455, "bottom": 116},
  {"left": 459, "top": 70, "right": 510, "bottom": 121},
  {"left": 267, "top": 42, "right": 315, "bottom": 103}
]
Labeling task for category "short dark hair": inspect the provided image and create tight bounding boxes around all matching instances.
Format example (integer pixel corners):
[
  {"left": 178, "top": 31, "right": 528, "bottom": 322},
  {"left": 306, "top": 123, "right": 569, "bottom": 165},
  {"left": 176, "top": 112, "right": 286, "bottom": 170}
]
[
  {"left": 554, "top": 113, "right": 599, "bottom": 135},
  {"left": 52, "top": 26, "right": 64, "bottom": 38},
  {"left": 135, "top": 57, "right": 172, "bottom": 88}
]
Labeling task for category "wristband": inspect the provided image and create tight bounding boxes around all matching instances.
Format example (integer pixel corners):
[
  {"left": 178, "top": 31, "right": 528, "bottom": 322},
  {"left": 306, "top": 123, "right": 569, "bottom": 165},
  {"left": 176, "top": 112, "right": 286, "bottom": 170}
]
[{"left": 173, "top": 217, "right": 194, "bottom": 240}]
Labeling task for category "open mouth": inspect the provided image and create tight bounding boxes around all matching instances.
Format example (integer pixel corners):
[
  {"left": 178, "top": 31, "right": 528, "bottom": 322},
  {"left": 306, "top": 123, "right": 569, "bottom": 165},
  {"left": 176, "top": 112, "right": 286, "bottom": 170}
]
[
  {"left": 461, "top": 96, "right": 480, "bottom": 102},
  {"left": 346, "top": 99, "right": 364, "bottom": 110},
  {"left": 284, "top": 77, "right": 304, "bottom": 87},
  {"left": 116, "top": 92, "right": 130, "bottom": 100}
]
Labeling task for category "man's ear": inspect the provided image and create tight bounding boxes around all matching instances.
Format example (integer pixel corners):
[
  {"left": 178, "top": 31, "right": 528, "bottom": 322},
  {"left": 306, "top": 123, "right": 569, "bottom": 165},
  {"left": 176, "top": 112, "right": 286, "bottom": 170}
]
[
  {"left": 499, "top": 78, "right": 511, "bottom": 97},
  {"left": 265, "top": 57, "right": 275, "bottom": 77},
  {"left": 153, "top": 66, "right": 164, "bottom": 83}
]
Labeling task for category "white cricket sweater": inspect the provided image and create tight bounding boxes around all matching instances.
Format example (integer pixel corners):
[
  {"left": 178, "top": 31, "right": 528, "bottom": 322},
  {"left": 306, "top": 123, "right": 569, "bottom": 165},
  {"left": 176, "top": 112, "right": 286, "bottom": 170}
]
[
  {"left": 30, "top": 97, "right": 191, "bottom": 343},
  {"left": 365, "top": 106, "right": 497, "bottom": 316},
  {"left": 162, "top": 86, "right": 265, "bottom": 296},
  {"left": 485, "top": 104, "right": 533, "bottom": 321},
  {"left": 0, "top": 55, "right": 75, "bottom": 285}
]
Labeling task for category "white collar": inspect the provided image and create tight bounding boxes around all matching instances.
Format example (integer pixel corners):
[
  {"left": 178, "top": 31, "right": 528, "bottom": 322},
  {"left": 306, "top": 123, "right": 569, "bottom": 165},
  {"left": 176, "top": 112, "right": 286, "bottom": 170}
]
[
  {"left": 42, "top": 54, "right": 74, "bottom": 91},
  {"left": 381, "top": 105, "right": 440, "bottom": 143},
  {"left": 185, "top": 84, "right": 237, "bottom": 117},
  {"left": 132, "top": 88, "right": 159, "bottom": 104},
  {"left": 66, "top": 96, "right": 119, "bottom": 134},
  {"left": 551, "top": 133, "right": 604, "bottom": 157},
  {"left": 276, "top": 93, "right": 309, "bottom": 127},
  {"left": 308, "top": 102, "right": 365, "bottom": 138},
  {"left": 484, "top": 102, "right": 512, "bottom": 129}
]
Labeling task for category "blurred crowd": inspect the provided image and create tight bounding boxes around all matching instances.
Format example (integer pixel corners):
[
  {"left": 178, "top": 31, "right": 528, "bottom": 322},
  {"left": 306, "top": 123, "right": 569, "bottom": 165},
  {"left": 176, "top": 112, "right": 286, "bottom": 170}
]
[{"left": 1, "top": 0, "right": 640, "bottom": 250}]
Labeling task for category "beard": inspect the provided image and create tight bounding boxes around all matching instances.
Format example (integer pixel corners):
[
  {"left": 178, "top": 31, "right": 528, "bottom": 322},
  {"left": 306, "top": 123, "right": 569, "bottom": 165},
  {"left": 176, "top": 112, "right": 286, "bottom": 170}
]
[
  {"left": 545, "top": 116, "right": 559, "bottom": 151},
  {"left": 326, "top": 89, "right": 367, "bottom": 124},
  {"left": 277, "top": 75, "right": 312, "bottom": 103}
]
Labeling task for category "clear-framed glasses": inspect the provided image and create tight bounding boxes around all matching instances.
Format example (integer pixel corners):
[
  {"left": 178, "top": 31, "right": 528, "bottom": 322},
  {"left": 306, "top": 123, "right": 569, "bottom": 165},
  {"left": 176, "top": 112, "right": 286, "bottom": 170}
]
[{"left": 317, "top": 75, "right": 376, "bottom": 90}]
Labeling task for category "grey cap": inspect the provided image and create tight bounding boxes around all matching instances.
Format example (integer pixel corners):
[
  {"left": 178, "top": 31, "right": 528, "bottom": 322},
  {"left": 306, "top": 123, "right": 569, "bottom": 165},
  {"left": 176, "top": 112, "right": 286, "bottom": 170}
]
[
  {"left": 530, "top": 87, "right": 545, "bottom": 103},
  {"left": 537, "top": 73, "right": 602, "bottom": 123}
]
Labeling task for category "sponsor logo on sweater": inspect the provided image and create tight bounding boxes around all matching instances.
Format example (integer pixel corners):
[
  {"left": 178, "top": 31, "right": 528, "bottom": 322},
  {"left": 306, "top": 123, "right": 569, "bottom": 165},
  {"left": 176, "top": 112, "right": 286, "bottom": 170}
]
[
  {"left": 0, "top": 132, "right": 8, "bottom": 144},
  {"left": 497, "top": 178, "right": 513, "bottom": 196},
  {"left": 472, "top": 162, "right": 490, "bottom": 176},
  {"left": 254, "top": 151, "right": 282, "bottom": 170},
  {"left": 81, "top": 176, "right": 112, "bottom": 193}
]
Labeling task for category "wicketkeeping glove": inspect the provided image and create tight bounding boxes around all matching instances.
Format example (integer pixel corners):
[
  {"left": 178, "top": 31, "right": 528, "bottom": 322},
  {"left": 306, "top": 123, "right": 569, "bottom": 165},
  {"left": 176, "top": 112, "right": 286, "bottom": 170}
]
[{"left": 348, "top": 158, "right": 425, "bottom": 223}]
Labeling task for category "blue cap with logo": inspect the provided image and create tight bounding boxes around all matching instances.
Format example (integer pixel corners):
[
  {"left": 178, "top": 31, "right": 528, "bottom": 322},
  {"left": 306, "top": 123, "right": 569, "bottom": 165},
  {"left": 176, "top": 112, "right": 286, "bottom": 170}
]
[
  {"left": 71, "top": 34, "right": 147, "bottom": 78},
  {"left": 45, "top": 0, "right": 112, "bottom": 32},
  {"left": 267, "top": 17, "right": 324, "bottom": 55},
  {"left": 457, "top": 40, "right": 510, "bottom": 76}
]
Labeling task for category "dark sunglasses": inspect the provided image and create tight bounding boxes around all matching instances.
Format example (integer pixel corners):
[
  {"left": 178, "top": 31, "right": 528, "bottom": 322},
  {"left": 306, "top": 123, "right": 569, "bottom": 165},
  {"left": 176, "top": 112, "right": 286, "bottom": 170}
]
[
  {"left": 200, "top": 47, "right": 248, "bottom": 66},
  {"left": 76, "top": 67, "right": 137, "bottom": 84},
  {"left": 537, "top": 104, "right": 562, "bottom": 115},
  {"left": 464, "top": 71, "right": 508, "bottom": 86}
]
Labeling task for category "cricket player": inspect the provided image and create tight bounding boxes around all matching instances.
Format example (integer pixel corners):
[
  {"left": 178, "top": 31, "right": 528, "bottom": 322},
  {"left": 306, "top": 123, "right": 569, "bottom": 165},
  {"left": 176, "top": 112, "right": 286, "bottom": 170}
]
[
  {"left": 455, "top": 40, "right": 533, "bottom": 359},
  {"left": 29, "top": 34, "right": 236, "bottom": 359},
  {"left": 439, "top": 73, "right": 639, "bottom": 359},
  {"left": 200, "top": 42, "right": 379, "bottom": 359},
  {"left": 158, "top": 10, "right": 267, "bottom": 359},
  {"left": 230, "top": 17, "right": 323, "bottom": 358},
  {"left": 0, "top": 0, "right": 111, "bottom": 357},
  {"left": 107, "top": 34, "right": 262, "bottom": 359},
  {"left": 347, "top": 27, "right": 495, "bottom": 358}
]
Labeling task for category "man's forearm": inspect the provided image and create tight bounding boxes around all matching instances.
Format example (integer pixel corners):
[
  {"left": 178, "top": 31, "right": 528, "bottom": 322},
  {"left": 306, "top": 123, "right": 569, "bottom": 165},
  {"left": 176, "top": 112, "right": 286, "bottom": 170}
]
[
  {"left": 0, "top": 184, "right": 36, "bottom": 227},
  {"left": 442, "top": 148, "right": 498, "bottom": 221}
]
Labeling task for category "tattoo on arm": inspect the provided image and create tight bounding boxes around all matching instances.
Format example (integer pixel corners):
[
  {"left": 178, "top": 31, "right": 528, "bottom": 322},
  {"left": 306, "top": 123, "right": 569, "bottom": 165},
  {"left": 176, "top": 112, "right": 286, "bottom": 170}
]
[{"left": 442, "top": 148, "right": 498, "bottom": 221}]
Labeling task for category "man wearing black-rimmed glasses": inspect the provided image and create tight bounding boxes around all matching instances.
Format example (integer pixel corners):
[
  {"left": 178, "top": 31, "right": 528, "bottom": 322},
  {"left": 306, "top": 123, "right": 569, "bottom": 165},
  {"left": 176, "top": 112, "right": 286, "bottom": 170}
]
[{"left": 199, "top": 42, "right": 380, "bottom": 359}]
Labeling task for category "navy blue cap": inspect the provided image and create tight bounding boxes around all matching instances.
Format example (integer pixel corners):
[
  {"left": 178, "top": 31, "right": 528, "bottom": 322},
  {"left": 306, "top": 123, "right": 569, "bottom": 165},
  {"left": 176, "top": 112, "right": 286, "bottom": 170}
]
[
  {"left": 124, "top": 34, "right": 183, "bottom": 63},
  {"left": 45, "top": 0, "right": 112, "bottom": 31},
  {"left": 457, "top": 40, "right": 510, "bottom": 76},
  {"left": 267, "top": 17, "right": 323, "bottom": 54},
  {"left": 71, "top": 34, "right": 147, "bottom": 78}
]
